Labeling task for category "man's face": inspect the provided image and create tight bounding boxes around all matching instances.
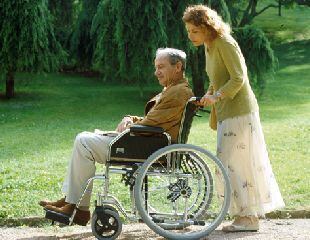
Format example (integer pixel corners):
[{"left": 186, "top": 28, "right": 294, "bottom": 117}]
[{"left": 154, "top": 56, "right": 179, "bottom": 87}]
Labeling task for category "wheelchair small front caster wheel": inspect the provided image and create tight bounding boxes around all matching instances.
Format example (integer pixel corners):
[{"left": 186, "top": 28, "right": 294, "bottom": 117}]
[{"left": 91, "top": 206, "right": 122, "bottom": 240}]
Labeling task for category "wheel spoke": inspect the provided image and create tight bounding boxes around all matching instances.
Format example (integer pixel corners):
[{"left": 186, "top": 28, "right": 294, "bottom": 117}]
[
  {"left": 92, "top": 208, "right": 122, "bottom": 239},
  {"left": 110, "top": 224, "right": 119, "bottom": 231},
  {"left": 134, "top": 144, "right": 231, "bottom": 239},
  {"left": 96, "top": 224, "right": 106, "bottom": 235}
]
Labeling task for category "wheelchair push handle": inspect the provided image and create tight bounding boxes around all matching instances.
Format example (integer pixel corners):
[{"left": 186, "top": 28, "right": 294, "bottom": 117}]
[
  {"left": 188, "top": 96, "right": 211, "bottom": 114},
  {"left": 188, "top": 96, "right": 202, "bottom": 102}
]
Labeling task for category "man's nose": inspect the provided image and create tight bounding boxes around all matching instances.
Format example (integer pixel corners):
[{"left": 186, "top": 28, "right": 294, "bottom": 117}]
[{"left": 154, "top": 69, "right": 159, "bottom": 76}]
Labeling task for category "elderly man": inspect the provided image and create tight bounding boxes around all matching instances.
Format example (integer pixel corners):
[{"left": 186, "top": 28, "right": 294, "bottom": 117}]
[{"left": 39, "top": 48, "right": 194, "bottom": 226}]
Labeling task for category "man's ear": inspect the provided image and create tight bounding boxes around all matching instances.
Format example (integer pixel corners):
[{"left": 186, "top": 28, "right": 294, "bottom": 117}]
[{"left": 175, "top": 61, "right": 182, "bottom": 72}]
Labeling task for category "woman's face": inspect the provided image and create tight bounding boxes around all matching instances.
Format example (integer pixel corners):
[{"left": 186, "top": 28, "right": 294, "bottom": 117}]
[{"left": 185, "top": 22, "right": 207, "bottom": 47}]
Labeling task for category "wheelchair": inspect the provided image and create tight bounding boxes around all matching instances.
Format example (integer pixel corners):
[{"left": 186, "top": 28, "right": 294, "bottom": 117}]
[{"left": 45, "top": 97, "right": 231, "bottom": 240}]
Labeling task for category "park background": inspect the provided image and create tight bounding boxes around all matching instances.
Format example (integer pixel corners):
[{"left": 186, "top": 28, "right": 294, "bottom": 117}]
[{"left": 0, "top": 0, "right": 309, "bottom": 221}]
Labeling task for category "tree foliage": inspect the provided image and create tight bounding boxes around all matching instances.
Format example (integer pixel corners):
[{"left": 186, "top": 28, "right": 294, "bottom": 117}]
[
  {"left": 0, "top": 0, "right": 64, "bottom": 98},
  {"left": 91, "top": 0, "right": 119, "bottom": 80},
  {"left": 90, "top": 0, "right": 277, "bottom": 95},
  {"left": 209, "top": 0, "right": 232, "bottom": 24},
  {"left": 91, "top": 0, "right": 209, "bottom": 96},
  {"left": 233, "top": 25, "right": 277, "bottom": 94},
  {"left": 48, "top": 0, "right": 76, "bottom": 48},
  {"left": 92, "top": 0, "right": 168, "bottom": 94},
  {"left": 0, "top": 0, "right": 281, "bottom": 98},
  {"left": 70, "top": 0, "right": 100, "bottom": 69}
]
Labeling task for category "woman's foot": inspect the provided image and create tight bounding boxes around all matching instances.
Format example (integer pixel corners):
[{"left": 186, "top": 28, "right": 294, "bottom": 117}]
[
  {"left": 222, "top": 216, "right": 259, "bottom": 232},
  {"left": 39, "top": 197, "right": 67, "bottom": 208}
]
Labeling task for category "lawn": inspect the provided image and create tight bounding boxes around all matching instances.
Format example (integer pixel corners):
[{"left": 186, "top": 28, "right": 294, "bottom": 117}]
[
  {"left": 0, "top": 74, "right": 162, "bottom": 218},
  {"left": 0, "top": 5, "right": 309, "bottom": 219},
  {"left": 254, "top": 3, "right": 310, "bottom": 44}
]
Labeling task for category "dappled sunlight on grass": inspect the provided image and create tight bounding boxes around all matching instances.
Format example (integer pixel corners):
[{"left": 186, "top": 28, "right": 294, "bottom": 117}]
[
  {"left": 275, "top": 40, "right": 310, "bottom": 69},
  {"left": 254, "top": 5, "right": 310, "bottom": 43},
  {"left": 258, "top": 38, "right": 310, "bottom": 207},
  {"left": 280, "top": 64, "right": 310, "bottom": 73}
]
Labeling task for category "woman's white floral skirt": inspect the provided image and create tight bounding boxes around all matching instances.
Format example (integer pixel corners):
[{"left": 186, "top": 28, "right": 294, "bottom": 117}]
[{"left": 216, "top": 112, "right": 285, "bottom": 217}]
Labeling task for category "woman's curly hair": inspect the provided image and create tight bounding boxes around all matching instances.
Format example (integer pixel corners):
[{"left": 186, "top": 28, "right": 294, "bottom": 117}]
[{"left": 182, "top": 5, "right": 230, "bottom": 37}]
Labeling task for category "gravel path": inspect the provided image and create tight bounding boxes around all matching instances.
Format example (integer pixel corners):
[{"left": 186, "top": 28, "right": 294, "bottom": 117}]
[{"left": 1, "top": 219, "right": 309, "bottom": 240}]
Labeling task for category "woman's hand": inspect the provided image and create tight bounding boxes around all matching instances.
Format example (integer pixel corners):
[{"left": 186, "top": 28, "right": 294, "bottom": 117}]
[
  {"left": 115, "top": 116, "right": 133, "bottom": 132},
  {"left": 199, "top": 93, "right": 217, "bottom": 107}
]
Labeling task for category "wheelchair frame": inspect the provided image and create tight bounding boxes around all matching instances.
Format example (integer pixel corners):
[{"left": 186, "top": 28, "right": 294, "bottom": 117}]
[{"left": 45, "top": 97, "right": 231, "bottom": 240}]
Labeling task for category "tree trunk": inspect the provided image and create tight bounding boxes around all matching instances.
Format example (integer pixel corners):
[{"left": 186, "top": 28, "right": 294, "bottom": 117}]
[
  {"left": 6, "top": 70, "right": 15, "bottom": 99},
  {"left": 278, "top": 0, "right": 282, "bottom": 16},
  {"left": 189, "top": 51, "right": 205, "bottom": 97}
]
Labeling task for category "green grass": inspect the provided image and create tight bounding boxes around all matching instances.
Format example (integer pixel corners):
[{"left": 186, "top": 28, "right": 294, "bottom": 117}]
[
  {"left": 253, "top": 3, "right": 310, "bottom": 43},
  {"left": 0, "top": 74, "right": 161, "bottom": 218},
  {"left": 252, "top": 5, "right": 310, "bottom": 210},
  {"left": 0, "top": 5, "right": 309, "bottom": 219}
]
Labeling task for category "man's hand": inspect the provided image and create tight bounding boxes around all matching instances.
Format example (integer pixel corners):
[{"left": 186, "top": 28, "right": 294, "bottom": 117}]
[
  {"left": 115, "top": 116, "right": 134, "bottom": 132},
  {"left": 199, "top": 93, "right": 217, "bottom": 107}
]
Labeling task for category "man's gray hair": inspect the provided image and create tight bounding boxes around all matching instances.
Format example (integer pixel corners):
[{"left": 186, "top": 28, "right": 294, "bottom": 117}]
[{"left": 155, "top": 48, "right": 186, "bottom": 71}]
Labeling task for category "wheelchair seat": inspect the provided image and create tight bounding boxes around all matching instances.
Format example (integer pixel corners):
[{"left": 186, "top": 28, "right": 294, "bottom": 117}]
[
  {"left": 107, "top": 99, "right": 198, "bottom": 166},
  {"left": 108, "top": 125, "right": 170, "bottom": 165}
]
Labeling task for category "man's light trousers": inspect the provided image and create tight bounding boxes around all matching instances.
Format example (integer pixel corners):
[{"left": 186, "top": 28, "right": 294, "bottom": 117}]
[{"left": 62, "top": 131, "right": 115, "bottom": 207}]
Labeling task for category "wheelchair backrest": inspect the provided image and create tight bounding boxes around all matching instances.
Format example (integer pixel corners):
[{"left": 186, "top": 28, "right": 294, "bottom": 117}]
[{"left": 177, "top": 101, "right": 198, "bottom": 144}]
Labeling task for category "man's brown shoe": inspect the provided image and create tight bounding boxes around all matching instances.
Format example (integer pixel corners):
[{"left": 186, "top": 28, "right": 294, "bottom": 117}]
[
  {"left": 45, "top": 203, "right": 90, "bottom": 226},
  {"left": 39, "top": 197, "right": 67, "bottom": 208}
]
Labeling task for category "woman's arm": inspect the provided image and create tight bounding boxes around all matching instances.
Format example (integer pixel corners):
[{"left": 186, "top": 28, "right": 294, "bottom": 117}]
[{"left": 217, "top": 37, "right": 246, "bottom": 99}]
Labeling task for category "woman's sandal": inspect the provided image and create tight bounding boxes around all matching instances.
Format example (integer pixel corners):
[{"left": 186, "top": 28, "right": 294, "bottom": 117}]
[
  {"left": 222, "top": 216, "right": 259, "bottom": 232},
  {"left": 222, "top": 224, "right": 259, "bottom": 232}
]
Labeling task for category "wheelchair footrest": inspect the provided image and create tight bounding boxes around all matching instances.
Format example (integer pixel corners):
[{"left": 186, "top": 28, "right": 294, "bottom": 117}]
[{"left": 45, "top": 209, "right": 71, "bottom": 225}]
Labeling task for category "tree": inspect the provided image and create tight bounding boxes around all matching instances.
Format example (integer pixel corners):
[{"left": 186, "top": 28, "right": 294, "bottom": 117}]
[
  {"left": 70, "top": 0, "right": 100, "bottom": 69},
  {"left": 0, "top": 0, "right": 65, "bottom": 98},
  {"left": 48, "top": 0, "right": 77, "bottom": 49},
  {"left": 91, "top": 0, "right": 277, "bottom": 96},
  {"left": 92, "top": 0, "right": 168, "bottom": 96},
  {"left": 91, "top": 0, "right": 119, "bottom": 81},
  {"left": 278, "top": 0, "right": 303, "bottom": 16},
  {"left": 233, "top": 26, "right": 277, "bottom": 95},
  {"left": 226, "top": 0, "right": 300, "bottom": 27},
  {"left": 209, "top": 0, "right": 232, "bottom": 24}
]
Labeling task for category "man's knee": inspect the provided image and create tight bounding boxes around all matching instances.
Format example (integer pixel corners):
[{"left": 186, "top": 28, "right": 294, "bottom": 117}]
[
  {"left": 76, "top": 131, "right": 89, "bottom": 140},
  {"left": 74, "top": 131, "right": 91, "bottom": 148}
]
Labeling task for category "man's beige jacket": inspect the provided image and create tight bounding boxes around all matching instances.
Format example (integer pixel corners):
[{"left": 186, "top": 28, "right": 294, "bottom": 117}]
[{"left": 132, "top": 78, "right": 193, "bottom": 142}]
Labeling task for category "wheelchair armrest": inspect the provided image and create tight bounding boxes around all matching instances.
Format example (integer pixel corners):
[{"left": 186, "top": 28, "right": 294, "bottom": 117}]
[{"left": 130, "top": 124, "right": 164, "bottom": 134}]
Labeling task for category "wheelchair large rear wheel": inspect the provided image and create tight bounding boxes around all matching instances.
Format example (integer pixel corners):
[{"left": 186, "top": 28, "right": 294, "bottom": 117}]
[{"left": 134, "top": 144, "right": 231, "bottom": 240}]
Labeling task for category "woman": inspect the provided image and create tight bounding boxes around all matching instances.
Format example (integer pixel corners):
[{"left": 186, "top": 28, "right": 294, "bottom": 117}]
[{"left": 183, "top": 5, "right": 285, "bottom": 232}]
